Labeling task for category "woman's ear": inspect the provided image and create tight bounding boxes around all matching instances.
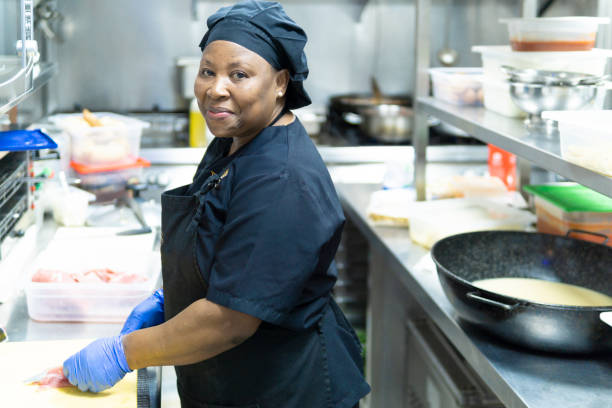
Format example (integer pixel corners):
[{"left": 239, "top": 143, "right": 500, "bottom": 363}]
[{"left": 275, "top": 69, "right": 290, "bottom": 96}]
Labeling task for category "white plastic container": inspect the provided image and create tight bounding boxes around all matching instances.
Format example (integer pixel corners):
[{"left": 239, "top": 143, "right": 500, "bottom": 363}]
[
  {"left": 429, "top": 68, "right": 484, "bottom": 106},
  {"left": 541, "top": 110, "right": 612, "bottom": 177},
  {"left": 50, "top": 112, "right": 149, "bottom": 166},
  {"left": 472, "top": 46, "right": 612, "bottom": 117},
  {"left": 481, "top": 79, "right": 526, "bottom": 118},
  {"left": 407, "top": 198, "right": 535, "bottom": 249},
  {"left": 71, "top": 157, "right": 149, "bottom": 203},
  {"left": 499, "top": 17, "right": 609, "bottom": 52},
  {"left": 176, "top": 56, "right": 201, "bottom": 99},
  {"left": 472, "top": 46, "right": 612, "bottom": 82},
  {"left": 25, "top": 247, "right": 160, "bottom": 322}
]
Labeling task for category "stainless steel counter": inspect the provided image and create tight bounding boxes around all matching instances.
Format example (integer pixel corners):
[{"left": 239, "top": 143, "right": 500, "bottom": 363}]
[{"left": 336, "top": 182, "right": 612, "bottom": 408}]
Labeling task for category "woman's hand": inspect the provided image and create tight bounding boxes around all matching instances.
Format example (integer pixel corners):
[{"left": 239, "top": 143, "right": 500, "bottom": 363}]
[
  {"left": 62, "top": 336, "right": 131, "bottom": 393},
  {"left": 120, "top": 289, "right": 165, "bottom": 335}
]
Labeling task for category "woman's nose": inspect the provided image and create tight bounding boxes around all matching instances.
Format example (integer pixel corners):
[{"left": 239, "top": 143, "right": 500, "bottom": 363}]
[{"left": 207, "top": 77, "right": 230, "bottom": 99}]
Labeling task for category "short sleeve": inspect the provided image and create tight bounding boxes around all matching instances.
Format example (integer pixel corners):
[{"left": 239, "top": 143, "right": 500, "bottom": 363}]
[{"left": 204, "top": 166, "right": 341, "bottom": 325}]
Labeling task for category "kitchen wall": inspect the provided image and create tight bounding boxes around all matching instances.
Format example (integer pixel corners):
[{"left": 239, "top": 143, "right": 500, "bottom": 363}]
[{"left": 39, "top": 0, "right": 600, "bottom": 114}]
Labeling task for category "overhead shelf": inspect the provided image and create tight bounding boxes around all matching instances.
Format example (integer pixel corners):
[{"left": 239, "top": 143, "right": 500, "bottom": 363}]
[
  {"left": 417, "top": 96, "right": 612, "bottom": 198},
  {"left": 0, "top": 62, "right": 57, "bottom": 116}
]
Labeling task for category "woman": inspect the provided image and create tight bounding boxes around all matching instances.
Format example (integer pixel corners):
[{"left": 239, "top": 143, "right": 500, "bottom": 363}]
[{"left": 63, "top": 1, "right": 371, "bottom": 406}]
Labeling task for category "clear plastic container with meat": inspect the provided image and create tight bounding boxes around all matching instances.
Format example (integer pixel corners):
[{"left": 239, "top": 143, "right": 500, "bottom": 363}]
[{"left": 25, "top": 246, "right": 160, "bottom": 322}]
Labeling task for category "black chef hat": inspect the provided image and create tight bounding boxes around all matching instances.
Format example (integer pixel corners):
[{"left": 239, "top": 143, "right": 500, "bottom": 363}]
[{"left": 199, "top": 0, "right": 311, "bottom": 110}]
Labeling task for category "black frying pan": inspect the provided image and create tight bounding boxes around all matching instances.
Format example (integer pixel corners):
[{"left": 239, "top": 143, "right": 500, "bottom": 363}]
[{"left": 431, "top": 231, "right": 612, "bottom": 354}]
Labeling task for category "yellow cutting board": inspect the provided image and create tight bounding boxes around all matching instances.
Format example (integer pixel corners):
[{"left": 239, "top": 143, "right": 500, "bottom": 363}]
[{"left": 0, "top": 339, "right": 137, "bottom": 407}]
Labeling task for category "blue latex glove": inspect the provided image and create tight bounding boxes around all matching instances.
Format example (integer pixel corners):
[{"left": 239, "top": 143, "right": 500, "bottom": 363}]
[
  {"left": 63, "top": 335, "right": 131, "bottom": 393},
  {"left": 120, "top": 288, "right": 164, "bottom": 335}
]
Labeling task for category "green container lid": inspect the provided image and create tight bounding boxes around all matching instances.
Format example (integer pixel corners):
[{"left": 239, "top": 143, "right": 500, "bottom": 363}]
[{"left": 523, "top": 183, "right": 612, "bottom": 213}]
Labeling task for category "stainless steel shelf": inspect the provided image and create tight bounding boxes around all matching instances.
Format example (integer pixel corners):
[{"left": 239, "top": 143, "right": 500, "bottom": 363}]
[
  {"left": 0, "top": 62, "right": 57, "bottom": 116},
  {"left": 417, "top": 96, "right": 612, "bottom": 198}
]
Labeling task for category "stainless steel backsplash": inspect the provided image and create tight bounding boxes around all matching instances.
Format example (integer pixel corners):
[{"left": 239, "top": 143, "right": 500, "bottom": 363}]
[{"left": 40, "top": 0, "right": 598, "bottom": 113}]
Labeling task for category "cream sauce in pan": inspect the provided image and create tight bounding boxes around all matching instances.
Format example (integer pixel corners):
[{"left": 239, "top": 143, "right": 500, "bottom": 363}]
[{"left": 472, "top": 277, "right": 612, "bottom": 307}]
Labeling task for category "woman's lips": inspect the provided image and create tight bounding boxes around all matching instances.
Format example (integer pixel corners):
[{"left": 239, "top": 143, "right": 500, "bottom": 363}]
[{"left": 206, "top": 108, "right": 233, "bottom": 120}]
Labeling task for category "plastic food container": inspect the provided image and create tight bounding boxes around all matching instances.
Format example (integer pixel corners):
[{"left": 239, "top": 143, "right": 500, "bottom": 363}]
[
  {"left": 524, "top": 183, "right": 612, "bottom": 246},
  {"left": 472, "top": 46, "right": 612, "bottom": 117},
  {"left": 429, "top": 68, "right": 484, "bottom": 106},
  {"left": 499, "top": 17, "right": 609, "bottom": 52},
  {"left": 71, "top": 157, "right": 150, "bottom": 203},
  {"left": 50, "top": 112, "right": 149, "bottom": 166},
  {"left": 407, "top": 198, "right": 535, "bottom": 249},
  {"left": 25, "top": 248, "right": 160, "bottom": 322},
  {"left": 541, "top": 110, "right": 612, "bottom": 177}
]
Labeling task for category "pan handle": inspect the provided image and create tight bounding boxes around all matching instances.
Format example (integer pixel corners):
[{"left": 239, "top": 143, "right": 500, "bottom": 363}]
[
  {"left": 467, "top": 292, "right": 519, "bottom": 311},
  {"left": 566, "top": 229, "right": 609, "bottom": 245}
]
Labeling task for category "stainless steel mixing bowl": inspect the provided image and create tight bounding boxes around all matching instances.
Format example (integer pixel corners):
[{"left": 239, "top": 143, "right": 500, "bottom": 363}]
[{"left": 508, "top": 82, "right": 599, "bottom": 130}]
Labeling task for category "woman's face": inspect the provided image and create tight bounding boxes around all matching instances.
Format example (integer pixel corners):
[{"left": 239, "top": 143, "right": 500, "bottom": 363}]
[{"left": 195, "top": 40, "right": 286, "bottom": 140}]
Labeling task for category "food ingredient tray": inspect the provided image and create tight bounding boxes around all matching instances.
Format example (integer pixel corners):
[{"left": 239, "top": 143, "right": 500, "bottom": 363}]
[
  {"left": 499, "top": 17, "right": 609, "bottom": 51},
  {"left": 429, "top": 67, "right": 483, "bottom": 106},
  {"left": 25, "top": 244, "right": 160, "bottom": 322},
  {"left": 50, "top": 112, "right": 149, "bottom": 167},
  {"left": 541, "top": 110, "right": 612, "bottom": 177},
  {"left": 524, "top": 183, "right": 612, "bottom": 246}
]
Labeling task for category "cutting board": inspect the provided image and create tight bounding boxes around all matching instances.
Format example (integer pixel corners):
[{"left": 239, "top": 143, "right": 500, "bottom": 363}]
[{"left": 0, "top": 339, "right": 137, "bottom": 407}]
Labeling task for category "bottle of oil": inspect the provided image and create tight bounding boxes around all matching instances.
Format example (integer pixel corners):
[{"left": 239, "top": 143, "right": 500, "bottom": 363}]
[{"left": 189, "top": 98, "right": 208, "bottom": 147}]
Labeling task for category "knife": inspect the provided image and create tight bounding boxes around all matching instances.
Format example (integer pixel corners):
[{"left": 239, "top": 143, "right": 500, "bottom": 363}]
[{"left": 23, "top": 369, "right": 47, "bottom": 384}]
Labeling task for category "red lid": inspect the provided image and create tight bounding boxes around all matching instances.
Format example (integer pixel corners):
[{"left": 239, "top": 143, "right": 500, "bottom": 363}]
[{"left": 70, "top": 156, "right": 150, "bottom": 174}]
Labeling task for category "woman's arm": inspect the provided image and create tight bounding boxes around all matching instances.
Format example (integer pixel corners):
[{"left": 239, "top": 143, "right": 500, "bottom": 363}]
[{"left": 123, "top": 298, "right": 261, "bottom": 369}]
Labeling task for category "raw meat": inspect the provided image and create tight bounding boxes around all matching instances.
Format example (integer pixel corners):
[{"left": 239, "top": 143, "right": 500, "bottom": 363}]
[
  {"left": 31, "top": 269, "right": 74, "bottom": 283},
  {"left": 32, "top": 268, "right": 147, "bottom": 284},
  {"left": 33, "top": 366, "right": 73, "bottom": 389}
]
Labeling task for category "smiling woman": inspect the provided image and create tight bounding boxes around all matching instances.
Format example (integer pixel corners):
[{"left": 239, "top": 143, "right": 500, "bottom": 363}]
[
  {"left": 61, "top": 1, "right": 370, "bottom": 407},
  {"left": 195, "top": 40, "right": 290, "bottom": 152}
]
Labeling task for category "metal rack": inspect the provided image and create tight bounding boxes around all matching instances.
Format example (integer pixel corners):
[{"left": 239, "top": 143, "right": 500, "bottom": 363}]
[
  {"left": 412, "top": 0, "right": 612, "bottom": 200},
  {"left": 0, "top": 152, "right": 28, "bottom": 247},
  {"left": 0, "top": 61, "right": 57, "bottom": 116}
]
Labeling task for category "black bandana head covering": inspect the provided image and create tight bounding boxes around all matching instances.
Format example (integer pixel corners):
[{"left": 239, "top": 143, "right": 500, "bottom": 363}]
[{"left": 199, "top": 0, "right": 311, "bottom": 110}]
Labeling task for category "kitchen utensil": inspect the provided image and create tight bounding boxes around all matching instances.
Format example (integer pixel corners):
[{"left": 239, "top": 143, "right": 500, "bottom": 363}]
[
  {"left": 431, "top": 230, "right": 612, "bottom": 354},
  {"left": 23, "top": 369, "right": 47, "bottom": 384},
  {"left": 437, "top": 0, "right": 458, "bottom": 66},
  {"left": 329, "top": 93, "right": 413, "bottom": 143},
  {"left": 349, "top": 104, "right": 414, "bottom": 144},
  {"left": 501, "top": 65, "right": 608, "bottom": 86},
  {"left": 0, "top": 129, "right": 57, "bottom": 151},
  {"left": 370, "top": 76, "right": 383, "bottom": 103},
  {"left": 116, "top": 181, "right": 152, "bottom": 235},
  {"left": 507, "top": 81, "right": 599, "bottom": 130},
  {"left": 0, "top": 339, "right": 137, "bottom": 406}
]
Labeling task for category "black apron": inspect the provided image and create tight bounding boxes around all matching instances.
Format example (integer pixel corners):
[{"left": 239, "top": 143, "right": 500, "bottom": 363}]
[{"left": 160, "top": 113, "right": 342, "bottom": 408}]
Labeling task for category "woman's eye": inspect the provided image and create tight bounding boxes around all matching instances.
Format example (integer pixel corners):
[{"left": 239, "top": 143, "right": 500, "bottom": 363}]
[
  {"left": 232, "top": 71, "right": 248, "bottom": 80},
  {"left": 200, "top": 68, "right": 214, "bottom": 77}
]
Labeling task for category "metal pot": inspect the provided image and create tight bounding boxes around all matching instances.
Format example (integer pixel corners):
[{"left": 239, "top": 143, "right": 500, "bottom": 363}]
[
  {"left": 328, "top": 93, "right": 413, "bottom": 143},
  {"left": 431, "top": 230, "right": 612, "bottom": 354},
  {"left": 343, "top": 104, "right": 413, "bottom": 143}
]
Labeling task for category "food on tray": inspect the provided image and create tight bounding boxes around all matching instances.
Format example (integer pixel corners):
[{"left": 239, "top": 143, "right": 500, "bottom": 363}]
[
  {"left": 30, "top": 367, "right": 73, "bottom": 389},
  {"left": 510, "top": 39, "right": 595, "bottom": 51},
  {"left": 62, "top": 110, "right": 132, "bottom": 165},
  {"left": 82, "top": 109, "right": 103, "bottom": 127},
  {"left": 32, "top": 268, "right": 147, "bottom": 284},
  {"left": 472, "top": 277, "right": 612, "bottom": 306},
  {"left": 563, "top": 145, "right": 612, "bottom": 178}
]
